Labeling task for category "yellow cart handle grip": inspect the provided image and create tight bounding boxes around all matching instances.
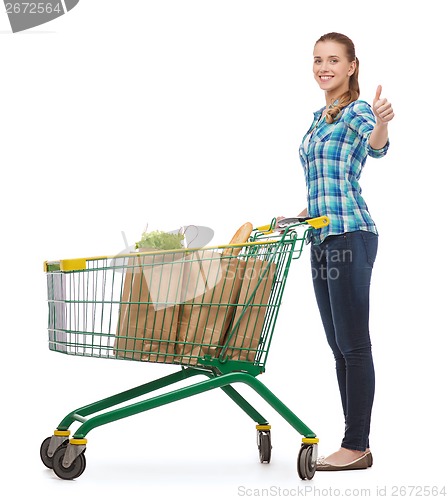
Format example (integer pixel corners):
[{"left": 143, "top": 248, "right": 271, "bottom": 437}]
[
  {"left": 305, "top": 216, "right": 330, "bottom": 229},
  {"left": 257, "top": 223, "right": 275, "bottom": 234}
]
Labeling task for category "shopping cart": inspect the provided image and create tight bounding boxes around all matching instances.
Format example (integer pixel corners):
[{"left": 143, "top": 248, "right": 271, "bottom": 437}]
[{"left": 40, "top": 216, "right": 329, "bottom": 480}]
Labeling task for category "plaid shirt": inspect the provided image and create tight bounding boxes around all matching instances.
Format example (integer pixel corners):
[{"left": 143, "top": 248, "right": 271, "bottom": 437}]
[{"left": 299, "top": 100, "right": 389, "bottom": 245}]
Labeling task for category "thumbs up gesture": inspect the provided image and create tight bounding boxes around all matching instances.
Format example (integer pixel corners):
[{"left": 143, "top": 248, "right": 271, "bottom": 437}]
[{"left": 372, "top": 85, "right": 394, "bottom": 124}]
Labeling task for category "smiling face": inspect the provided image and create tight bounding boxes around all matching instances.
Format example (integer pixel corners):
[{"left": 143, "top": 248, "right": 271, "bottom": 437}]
[{"left": 313, "top": 41, "right": 356, "bottom": 103}]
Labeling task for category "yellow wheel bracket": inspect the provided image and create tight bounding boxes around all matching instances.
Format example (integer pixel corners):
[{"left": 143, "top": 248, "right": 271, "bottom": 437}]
[
  {"left": 256, "top": 424, "right": 271, "bottom": 431},
  {"left": 302, "top": 437, "right": 319, "bottom": 445},
  {"left": 70, "top": 438, "right": 88, "bottom": 446},
  {"left": 54, "top": 430, "right": 71, "bottom": 437}
]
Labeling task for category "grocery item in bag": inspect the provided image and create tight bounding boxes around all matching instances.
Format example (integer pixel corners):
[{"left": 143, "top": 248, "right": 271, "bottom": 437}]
[
  {"left": 222, "top": 222, "right": 253, "bottom": 257},
  {"left": 224, "top": 258, "right": 276, "bottom": 362},
  {"left": 175, "top": 250, "right": 246, "bottom": 364},
  {"left": 114, "top": 250, "right": 185, "bottom": 363}
]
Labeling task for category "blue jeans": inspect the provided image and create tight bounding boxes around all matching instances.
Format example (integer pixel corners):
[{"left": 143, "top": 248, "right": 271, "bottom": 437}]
[{"left": 311, "top": 230, "right": 378, "bottom": 451}]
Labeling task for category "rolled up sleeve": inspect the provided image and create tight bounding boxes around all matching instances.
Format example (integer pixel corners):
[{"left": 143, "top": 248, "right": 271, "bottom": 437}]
[
  {"left": 367, "top": 139, "right": 389, "bottom": 158},
  {"left": 344, "top": 100, "right": 389, "bottom": 158}
]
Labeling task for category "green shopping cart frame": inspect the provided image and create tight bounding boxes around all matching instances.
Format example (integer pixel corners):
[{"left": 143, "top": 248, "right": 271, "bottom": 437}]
[{"left": 41, "top": 216, "right": 329, "bottom": 480}]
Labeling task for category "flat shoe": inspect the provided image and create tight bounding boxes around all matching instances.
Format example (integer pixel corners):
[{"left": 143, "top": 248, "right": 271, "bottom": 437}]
[{"left": 316, "top": 452, "right": 371, "bottom": 471}]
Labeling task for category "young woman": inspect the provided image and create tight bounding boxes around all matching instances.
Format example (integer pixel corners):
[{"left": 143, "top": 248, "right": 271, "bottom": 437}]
[{"left": 297, "top": 32, "right": 394, "bottom": 471}]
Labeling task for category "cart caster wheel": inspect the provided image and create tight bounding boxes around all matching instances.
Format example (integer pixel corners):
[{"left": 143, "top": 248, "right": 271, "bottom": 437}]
[
  {"left": 257, "top": 430, "right": 272, "bottom": 464},
  {"left": 40, "top": 436, "right": 68, "bottom": 469},
  {"left": 52, "top": 446, "right": 87, "bottom": 480},
  {"left": 40, "top": 437, "right": 54, "bottom": 469},
  {"left": 297, "top": 444, "right": 316, "bottom": 480}
]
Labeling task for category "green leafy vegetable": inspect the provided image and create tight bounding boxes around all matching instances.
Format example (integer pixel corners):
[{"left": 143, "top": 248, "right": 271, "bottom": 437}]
[{"left": 136, "top": 230, "right": 184, "bottom": 250}]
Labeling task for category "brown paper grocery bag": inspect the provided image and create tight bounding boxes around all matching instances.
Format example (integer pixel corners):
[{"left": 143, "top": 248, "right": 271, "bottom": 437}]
[
  {"left": 175, "top": 250, "right": 246, "bottom": 365},
  {"left": 115, "top": 250, "right": 185, "bottom": 363},
  {"left": 224, "top": 258, "right": 276, "bottom": 362}
]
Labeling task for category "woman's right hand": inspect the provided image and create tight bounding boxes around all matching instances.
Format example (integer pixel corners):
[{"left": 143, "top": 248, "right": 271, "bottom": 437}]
[
  {"left": 276, "top": 208, "right": 308, "bottom": 228},
  {"left": 275, "top": 215, "right": 286, "bottom": 229}
]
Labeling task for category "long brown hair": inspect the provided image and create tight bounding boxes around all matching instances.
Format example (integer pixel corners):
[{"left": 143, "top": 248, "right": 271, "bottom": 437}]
[{"left": 315, "top": 32, "right": 360, "bottom": 123}]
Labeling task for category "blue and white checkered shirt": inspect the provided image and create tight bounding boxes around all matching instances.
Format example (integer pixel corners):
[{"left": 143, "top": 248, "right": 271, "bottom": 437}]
[{"left": 299, "top": 100, "right": 389, "bottom": 245}]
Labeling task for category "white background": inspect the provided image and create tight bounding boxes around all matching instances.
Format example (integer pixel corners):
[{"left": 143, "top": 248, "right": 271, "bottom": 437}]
[{"left": 1, "top": 0, "right": 446, "bottom": 498}]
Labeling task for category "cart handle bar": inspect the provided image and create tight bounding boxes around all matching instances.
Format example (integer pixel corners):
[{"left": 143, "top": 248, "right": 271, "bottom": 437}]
[
  {"left": 256, "top": 215, "right": 329, "bottom": 234},
  {"left": 43, "top": 216, "right": 329, "bottom": 273},
  {"left": 44, "top": 239, "right": 282, "bottom": 272}
]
